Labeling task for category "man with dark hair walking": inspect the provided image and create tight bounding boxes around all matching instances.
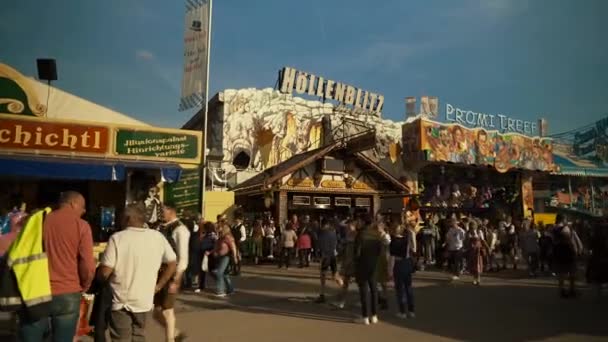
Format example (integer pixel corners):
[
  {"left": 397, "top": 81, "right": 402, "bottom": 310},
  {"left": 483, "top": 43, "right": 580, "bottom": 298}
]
[{"left": 98, "top": 203, "right": 177, "bottom": 342}]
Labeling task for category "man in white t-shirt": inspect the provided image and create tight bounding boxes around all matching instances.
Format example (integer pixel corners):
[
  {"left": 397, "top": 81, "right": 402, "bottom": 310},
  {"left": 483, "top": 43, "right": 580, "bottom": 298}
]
[
  {"left": 98, "top": 203, "right": 177, "bottom": 341},
  {"left": 445, "top": 218, "right": 466, "bottom": 280}
]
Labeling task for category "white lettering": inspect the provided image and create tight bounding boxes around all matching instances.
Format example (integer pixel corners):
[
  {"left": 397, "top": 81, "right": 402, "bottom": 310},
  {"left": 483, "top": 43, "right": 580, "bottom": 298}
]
[
  {"left": 344, "top": 86, "right": 356, "bottom": 105},
  {"left": 44, "top": 133, "right": 58, "bottom": 146},
  {"left": 0, "top": 129, "right": 9, "bottom": 143},
  {"left": 524, "top": 121, "right": 531, "bottom": 133},
  {"left": 362, "top": 92, "right": 369, "bottom": 111},
  {"left": 488, "top": 114, "right": 495, "bottom": 127},
  {"left": 477, "top": 113, "right": 491, "bottom": 127},
  {"left": 455, "top": 109, "right": 465, "bottom": 124},
  {"left": 34, "top": 127, "right": 43, "bottom": 145},
  {"left": 61, "top": 129, "right": 78, "bottom": 149},
  {"left": 81, "top": 131, "right": 91, "bottom": 147},
  {"left": 515, "top": 119, "right": 523, "bottom": 132},
  {"left": 279, "top": 67, "right": 384, "bottom": 116},
  {"left": 334, "top": 83, "right": 346, "bottom": 102},
  {"left": 280, "top": 67, "right": 296, "bottom": 94},
  {"left": 295, "top": 72, "right": 308, "bottom": 94},
  {"left": 531, "top": 122, "right": 538, "bottom": 133},
  {"left": 14, "top": 125, "right": 31, "bottom": 146},
  {"left": 507, "top": 118, "right": 515, "bottom": 131},
  {"left": 376, "top": 95, "right": 384, "bottom": 114},
  {"left": 316, "top": 77, "right": 325, "bottom": 97},
  {"left": 325, "top": 80, "right": 335, "bottom": 100},
  {"left": 93, "top": 131, "right": 101, "bottom": 149},
  {"left": 498, "top": 114, "right": 508, "bottom": 131},
  {"left": 446, "top": 104, "right": 455, "bottom": 121},
  {"left": 465, "top": 111, "right": 476, "bottom": 125},
  {"left": 368, "top": 93, "right": 378, "bottom": 112},
  {"left": 307, "top": 74, "right": 317, "bottom": 96},
  {"left": 354, "top": 88, "right": 362, "bottom": 108}
]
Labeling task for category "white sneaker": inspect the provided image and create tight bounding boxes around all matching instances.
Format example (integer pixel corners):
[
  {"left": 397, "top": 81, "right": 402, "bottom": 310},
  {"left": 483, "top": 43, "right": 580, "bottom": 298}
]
[
  {"left": 194, "top": 289, "right": 201, "bottom": 293},
  {"left": 333, "top": 301, "right": 345, "bottom": 309},
  {"left": 354, "top": 317, "right": 370, "bottom": 325},
  {"left": 451, "top": 275, "right": 460, "bottom": 281},
  {"left": 407, "top": 312, "right": 416, "bottom": 319},
  {"left": 370, "top": 315, "right": 379, "bottom": 324},
  {"left": 396, "top": 312, "right": 407, "bottom": 319}
]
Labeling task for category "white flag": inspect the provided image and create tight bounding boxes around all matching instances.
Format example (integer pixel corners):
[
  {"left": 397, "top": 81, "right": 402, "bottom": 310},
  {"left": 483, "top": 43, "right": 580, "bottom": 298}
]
[{"left": 178, "top": 0, "right": 210, "bottom": 111}]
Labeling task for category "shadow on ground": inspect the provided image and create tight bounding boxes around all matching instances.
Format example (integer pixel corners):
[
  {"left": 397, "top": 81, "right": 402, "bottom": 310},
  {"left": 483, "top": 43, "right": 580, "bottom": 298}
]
[{"left": 178, "top": 266, "right": 608, "bottom": 342}]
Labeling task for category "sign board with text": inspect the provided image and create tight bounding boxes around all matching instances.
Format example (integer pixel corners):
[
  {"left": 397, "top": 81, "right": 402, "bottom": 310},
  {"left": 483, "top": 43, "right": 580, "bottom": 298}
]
[
  {"left": 164, "top": 169, "right": 201, "bottom": 213},
  {"left": 0, "top": 114, "right": 202, "bottom": 165},
  {"left": 279, "top": 66, "right": 384, "bottom": 116},
  {"left": 445, "top": 103, "right": 539, "bottom": 135},
  {"left": 0, "top": 117, "right": 110, "bottom": 155},
  {"left": 115, "top": 129, "right": 199, "bottom": 160}
]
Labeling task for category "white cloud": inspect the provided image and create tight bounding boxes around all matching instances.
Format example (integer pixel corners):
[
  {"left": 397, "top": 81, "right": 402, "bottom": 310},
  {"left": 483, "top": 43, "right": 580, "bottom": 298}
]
[{"left": 135, "top": 49, "right": 155, "bottom": 61}]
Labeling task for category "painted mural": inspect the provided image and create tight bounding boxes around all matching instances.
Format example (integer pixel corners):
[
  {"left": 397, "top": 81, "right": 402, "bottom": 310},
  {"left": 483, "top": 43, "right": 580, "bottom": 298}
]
[
  {"left": 415, "top": 119, "right": 554, "bottom": 173},
  {"left": 219, "top": 88, "right": 403, "bottom": 173},
  {"left": 521, "top": 175, "right": 534, "bottom": 217}
]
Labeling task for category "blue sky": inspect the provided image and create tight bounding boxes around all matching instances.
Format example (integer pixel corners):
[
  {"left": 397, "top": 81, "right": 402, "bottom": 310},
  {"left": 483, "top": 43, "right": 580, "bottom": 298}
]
[{"left": 1, "top": 0, "right": 607, "bottom": 134}]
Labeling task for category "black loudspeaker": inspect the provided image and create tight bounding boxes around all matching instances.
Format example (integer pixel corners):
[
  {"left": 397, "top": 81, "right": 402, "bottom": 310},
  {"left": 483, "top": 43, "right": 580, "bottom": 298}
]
[{"left": 36, "top": 59, "right": 57, "bottom": 81}]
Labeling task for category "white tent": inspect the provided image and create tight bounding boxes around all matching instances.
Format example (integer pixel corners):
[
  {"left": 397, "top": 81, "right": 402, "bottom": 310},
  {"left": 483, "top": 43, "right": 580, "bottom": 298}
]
[{"left": 28, "top": 77, "right": 148, "bottom": 126}]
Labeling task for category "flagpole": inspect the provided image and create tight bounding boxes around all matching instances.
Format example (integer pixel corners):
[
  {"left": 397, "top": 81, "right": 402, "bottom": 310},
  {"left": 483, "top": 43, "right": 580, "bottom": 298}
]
[{"left": 201, "top": 0, "right": 213, "bottom": 220}]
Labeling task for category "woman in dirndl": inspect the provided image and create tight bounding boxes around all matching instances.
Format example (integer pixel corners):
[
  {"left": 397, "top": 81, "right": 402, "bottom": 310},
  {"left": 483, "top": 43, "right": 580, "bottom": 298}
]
[{"left": 468, "top": 221, "right": 485, "bottom": 286}]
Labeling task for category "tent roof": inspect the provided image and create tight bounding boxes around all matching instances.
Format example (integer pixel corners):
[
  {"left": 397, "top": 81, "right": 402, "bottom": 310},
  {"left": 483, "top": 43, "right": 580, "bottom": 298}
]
[
  {"left": 552, "top": 152, "right": 608, "bottom": 178},
  {"left": 29, "top": 78, "right": 148, "bottom": 126}
]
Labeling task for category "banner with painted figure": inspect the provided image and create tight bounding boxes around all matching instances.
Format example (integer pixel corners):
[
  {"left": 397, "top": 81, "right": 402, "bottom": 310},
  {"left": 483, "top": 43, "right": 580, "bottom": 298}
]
[
  {"left": 178, "top": 0, "right": 211, "bottom": 111},
  {"left": 417, "top": 119, "right": 554, "bottom": 173},
  {"left": 521, "top": 175, "right": 534, "bottom": 218}
]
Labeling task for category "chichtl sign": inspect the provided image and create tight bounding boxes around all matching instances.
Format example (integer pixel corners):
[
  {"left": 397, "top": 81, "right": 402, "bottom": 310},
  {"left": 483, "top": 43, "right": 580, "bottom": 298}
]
[{"left": 0, "top": 118, "right": 109, "bottom": 154}]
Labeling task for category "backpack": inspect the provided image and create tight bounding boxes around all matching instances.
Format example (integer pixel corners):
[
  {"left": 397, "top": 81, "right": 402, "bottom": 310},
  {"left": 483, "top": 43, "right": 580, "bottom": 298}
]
[
  {"left": 232, "top": 223, "right": 244, "bottom": 242},
  {"left": 161, "top": 220, "right": 182, "bottom": 254}
]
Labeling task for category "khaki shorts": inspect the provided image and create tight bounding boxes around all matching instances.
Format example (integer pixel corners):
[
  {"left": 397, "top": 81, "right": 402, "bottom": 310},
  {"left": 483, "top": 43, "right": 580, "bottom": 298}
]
[{"left": 154, "top": 285, "right": 177, "bottom": 310}]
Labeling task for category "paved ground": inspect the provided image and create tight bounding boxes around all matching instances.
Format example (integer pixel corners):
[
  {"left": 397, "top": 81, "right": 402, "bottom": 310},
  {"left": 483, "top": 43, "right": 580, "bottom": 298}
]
[{"left": 2, "top": 264, "right": 607, "bottom": 342}]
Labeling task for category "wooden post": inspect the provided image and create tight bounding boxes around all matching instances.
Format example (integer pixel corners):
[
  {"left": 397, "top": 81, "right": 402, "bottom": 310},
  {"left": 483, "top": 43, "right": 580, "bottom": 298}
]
[
  {"left": 275, "top": 190, "right": 288, "bottom": 229},
  {"left": 568, "top": 176, "right": 573, "bottom": 209}
]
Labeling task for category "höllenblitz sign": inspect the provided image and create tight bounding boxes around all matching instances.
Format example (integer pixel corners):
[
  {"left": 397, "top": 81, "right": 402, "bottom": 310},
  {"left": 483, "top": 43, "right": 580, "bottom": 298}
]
[
  {"left": 445, "top": 103, "right": 538, "bottom": 135},
  {"left": 279, "top": 67, "right": 384, "bottom": 115}
]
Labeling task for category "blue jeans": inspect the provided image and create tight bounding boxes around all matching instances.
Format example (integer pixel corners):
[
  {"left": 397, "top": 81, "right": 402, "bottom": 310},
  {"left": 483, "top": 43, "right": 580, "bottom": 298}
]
[
  {"left": 214, "top": 255, "right": 233, "bottom": 295},
  {"left": 19, "top": 292, "right": 81, "bottom": 342},
  {"left": 393, "top": 258, "right": 415, "bottom": 314}
]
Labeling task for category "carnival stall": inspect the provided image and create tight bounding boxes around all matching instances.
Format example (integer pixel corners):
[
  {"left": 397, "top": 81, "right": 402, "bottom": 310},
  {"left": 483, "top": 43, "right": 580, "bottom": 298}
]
[
  {"left": 401, "top": 117, "right": 555, "bottom": 220},
  {"left": 0, "top": 63, "right": 203, "bottom": 242},
  {"left": 533, "top": 141, "right": 608, "bottom": 218}
]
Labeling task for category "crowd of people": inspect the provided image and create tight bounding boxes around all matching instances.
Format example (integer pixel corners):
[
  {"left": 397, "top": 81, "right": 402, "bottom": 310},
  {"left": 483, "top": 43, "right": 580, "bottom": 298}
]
[{"left": 1, "top": 191, "right": 608, "bottom": 341}]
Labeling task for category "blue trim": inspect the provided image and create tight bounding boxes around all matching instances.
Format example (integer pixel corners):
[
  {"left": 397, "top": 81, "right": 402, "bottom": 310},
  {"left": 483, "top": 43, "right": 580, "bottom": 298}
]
[{"left": 0, "top": 157, "right": 184, "bottom": 182}]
